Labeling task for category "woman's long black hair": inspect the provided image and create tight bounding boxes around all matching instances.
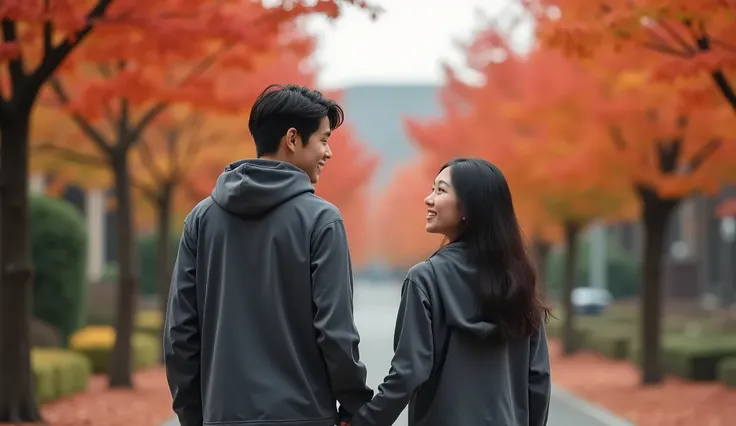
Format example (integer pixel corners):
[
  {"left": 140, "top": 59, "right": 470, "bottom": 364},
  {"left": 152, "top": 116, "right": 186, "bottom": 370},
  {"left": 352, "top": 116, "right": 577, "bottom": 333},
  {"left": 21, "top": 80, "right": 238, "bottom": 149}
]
[{"left": 441, "top": 158, "right": 551, "bottom": 341}]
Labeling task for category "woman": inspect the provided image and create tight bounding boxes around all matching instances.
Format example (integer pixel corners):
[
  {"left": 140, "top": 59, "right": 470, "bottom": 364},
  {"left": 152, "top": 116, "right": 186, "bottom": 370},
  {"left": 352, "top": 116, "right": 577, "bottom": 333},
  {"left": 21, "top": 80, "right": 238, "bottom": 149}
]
[{"left": 350, "top": 158, "right": 552, "bottom": 426}]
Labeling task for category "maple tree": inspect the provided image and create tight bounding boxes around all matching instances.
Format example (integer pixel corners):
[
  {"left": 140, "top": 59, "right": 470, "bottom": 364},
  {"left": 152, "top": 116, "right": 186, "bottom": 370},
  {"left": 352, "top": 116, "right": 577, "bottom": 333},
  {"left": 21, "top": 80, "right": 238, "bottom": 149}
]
[
  {"left": 3, "top": 1, "right": 377, "bottom": 415},
  {"left": 593, "top": 55, "right": 736, "bottom": 383},
  {"left": 0, "top": 1, "right": 119, "bottom": 420},
  {"left": 523, "top": 0, "right": 736, "bottom": 115}
]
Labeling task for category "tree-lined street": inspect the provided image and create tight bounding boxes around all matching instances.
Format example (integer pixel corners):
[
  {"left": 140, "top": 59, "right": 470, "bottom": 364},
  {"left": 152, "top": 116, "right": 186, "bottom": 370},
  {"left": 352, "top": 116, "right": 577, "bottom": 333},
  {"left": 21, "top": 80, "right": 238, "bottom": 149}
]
[{"left": 162, "top": 282, "right": 633, "bottom": 426}]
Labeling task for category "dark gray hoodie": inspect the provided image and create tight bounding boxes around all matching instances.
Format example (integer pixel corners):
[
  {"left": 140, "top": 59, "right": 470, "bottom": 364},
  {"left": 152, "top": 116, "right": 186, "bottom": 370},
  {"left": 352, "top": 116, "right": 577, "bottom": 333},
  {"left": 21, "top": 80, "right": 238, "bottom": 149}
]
[
  {"left": 352, "top": 242, "right": 551, "bottom": 426},
  {"left": 163, "top": 159, "right": 373, "bottom": 426}
]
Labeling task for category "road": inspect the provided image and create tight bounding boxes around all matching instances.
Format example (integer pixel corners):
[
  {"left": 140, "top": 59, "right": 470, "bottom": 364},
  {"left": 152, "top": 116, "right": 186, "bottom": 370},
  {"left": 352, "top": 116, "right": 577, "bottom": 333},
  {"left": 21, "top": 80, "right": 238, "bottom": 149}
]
[{"left": 163, "top": 282, "right": 633, "bottom": 426}]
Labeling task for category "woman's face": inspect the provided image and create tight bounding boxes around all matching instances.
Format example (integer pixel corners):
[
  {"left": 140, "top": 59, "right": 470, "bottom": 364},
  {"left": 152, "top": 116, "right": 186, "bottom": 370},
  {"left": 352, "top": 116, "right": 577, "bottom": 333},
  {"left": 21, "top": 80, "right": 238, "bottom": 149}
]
[{"left": 424, "top": 166, "right": 463, "bottom": 240}]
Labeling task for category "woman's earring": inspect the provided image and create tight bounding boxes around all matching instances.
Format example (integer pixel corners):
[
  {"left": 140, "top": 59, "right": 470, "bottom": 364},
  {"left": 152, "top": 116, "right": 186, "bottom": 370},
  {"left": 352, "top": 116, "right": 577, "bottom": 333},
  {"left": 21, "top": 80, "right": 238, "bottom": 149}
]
[{"left": 462, "top": 217, "right": 466, "bottom": 221}]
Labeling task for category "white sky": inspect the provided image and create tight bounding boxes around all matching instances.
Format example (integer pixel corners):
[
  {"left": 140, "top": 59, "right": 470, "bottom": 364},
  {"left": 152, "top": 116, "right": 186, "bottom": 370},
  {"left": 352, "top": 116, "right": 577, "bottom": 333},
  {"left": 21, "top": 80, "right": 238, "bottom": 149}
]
[{"left": 304, "top": 0, "right": 533, "bottom": 88}]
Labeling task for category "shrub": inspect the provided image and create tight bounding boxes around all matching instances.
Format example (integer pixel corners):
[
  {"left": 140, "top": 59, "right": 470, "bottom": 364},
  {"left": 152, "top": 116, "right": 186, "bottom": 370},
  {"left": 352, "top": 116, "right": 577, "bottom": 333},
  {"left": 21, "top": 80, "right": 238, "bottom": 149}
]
[
  {"left": 717, "top": 357, "right": 736, "bottom": 388},
  {"left": 136, "top": 310, "right": 163, "bottom": 339},
  {"left": 630, "top": 334, "right": 736, "bottom": 381},
  {"left": 31, "top": 348, "right": 92, "bottom": 403},
  {"left": 662, "top": 334, "right": 736, "bottom": 381},
  {"left": 582, "top": 331, "right": 631, "bottom": 359},
  {"left": 138, "top": 232, "right": 180, "bottom": 297},
  {"left": 69, "top": 325, "right": 160, "bottom": 373},
  {"left": 30, "top": 195, "right": 88, "bottom": 345}
]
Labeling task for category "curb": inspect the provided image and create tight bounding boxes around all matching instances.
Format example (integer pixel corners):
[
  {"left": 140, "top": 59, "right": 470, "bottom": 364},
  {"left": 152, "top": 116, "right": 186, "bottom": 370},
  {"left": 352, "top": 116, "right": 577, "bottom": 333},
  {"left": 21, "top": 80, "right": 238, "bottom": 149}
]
[{"left": 552, "top": 384, "right": 635, "bottom": 426}]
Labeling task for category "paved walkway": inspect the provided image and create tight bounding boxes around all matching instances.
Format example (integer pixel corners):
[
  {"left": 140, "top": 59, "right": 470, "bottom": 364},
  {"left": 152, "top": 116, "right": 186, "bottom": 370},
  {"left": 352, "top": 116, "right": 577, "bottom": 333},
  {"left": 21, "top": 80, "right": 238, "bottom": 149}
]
[{"left": 163, "top": 282, "right": 633, "bottom": 426}]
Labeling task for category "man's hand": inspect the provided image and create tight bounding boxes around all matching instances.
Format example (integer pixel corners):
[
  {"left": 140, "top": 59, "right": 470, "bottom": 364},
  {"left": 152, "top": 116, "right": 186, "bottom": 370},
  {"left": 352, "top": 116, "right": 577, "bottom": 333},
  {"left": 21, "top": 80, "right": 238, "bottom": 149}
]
[{"left": 339, "top": 422, "right": 351, "bottom": 426}]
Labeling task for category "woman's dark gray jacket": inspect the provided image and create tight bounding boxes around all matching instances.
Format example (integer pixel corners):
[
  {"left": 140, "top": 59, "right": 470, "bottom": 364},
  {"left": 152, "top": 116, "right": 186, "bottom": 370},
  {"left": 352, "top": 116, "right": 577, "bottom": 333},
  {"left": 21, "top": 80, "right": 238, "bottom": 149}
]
[{"left": 352, "top": 242, "right": 551, "bottom": 426}]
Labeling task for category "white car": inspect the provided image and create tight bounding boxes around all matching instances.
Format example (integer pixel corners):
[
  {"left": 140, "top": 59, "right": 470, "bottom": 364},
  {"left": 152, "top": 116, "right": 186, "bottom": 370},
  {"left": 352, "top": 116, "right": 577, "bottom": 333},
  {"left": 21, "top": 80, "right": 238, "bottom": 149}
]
[{"left": 571, "top": 287, "right": 613, "bottom": 315}]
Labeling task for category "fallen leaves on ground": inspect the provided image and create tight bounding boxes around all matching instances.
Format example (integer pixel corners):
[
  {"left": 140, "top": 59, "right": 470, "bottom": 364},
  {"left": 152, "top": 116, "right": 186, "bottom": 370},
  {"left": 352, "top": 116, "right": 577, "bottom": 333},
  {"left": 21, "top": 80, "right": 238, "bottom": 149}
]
[
  {"left": 549, "top": 339, "right": 736, "bottom": 426},
  {"left": 41, "top": 366, "right": 173, "bottom": 426}
]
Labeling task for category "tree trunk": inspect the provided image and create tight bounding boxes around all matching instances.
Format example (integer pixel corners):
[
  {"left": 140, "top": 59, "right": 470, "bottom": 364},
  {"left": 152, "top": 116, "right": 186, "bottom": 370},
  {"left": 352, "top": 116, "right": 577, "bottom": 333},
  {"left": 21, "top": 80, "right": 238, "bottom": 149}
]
[
  {"left": 108, "top": 150, "right": 138, "bottom": 388},
  {"left": 532, "top": 238, "right": 551, "bottom": 296},
  {"left": 638, "top": 187, "right": 679, "bottom": 385},
  {"left": 0, "top": 116, "right": 43, "bottom": 422},
  {"left": 561, "top": 221, "right": 581, "bottom": 356},
  {"left": 156, "top": 185, "right": 173, "bottom": 344}
]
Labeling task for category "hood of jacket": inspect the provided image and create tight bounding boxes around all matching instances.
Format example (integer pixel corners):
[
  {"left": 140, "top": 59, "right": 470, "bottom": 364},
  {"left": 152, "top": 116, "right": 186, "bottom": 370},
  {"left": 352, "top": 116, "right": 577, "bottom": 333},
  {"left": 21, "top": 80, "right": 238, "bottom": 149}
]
[
  {"left": 211, "top": 159, "right": 314, "bottom": 217},
  {"left": 428, "top": 242, "right": 499, "bottom": 339}
]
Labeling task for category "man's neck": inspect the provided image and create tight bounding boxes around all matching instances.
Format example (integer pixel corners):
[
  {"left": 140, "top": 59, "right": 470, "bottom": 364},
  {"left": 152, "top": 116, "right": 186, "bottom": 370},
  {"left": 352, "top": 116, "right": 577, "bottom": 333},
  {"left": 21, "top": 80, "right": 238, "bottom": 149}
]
[{"left": 258, "top": 154, "right": 286, "bottom": 163}]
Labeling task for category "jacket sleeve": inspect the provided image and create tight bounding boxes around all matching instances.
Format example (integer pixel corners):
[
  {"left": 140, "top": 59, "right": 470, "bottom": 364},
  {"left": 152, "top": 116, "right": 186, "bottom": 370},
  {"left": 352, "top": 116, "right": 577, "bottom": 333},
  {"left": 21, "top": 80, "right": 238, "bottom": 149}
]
[
  {"left": 310, "top": 219, "right": 373, "bottom": 415},
  {"left": 528, "top": 322, "right": 551, "bottom": 426},
  {"left": 163, "top": 224, "right": 202, "bottom": 426},
  {"left": 353, "top": 279, "right": 434, "bottom": 426}
]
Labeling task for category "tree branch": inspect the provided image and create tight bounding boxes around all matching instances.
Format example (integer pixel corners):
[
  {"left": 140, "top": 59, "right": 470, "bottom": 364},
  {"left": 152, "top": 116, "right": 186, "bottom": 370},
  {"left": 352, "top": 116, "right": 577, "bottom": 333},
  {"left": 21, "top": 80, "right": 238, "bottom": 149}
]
[
  {"left": 1, "top": 19, "right": 26, "bottom": 87},
  {"left": 23, "top": 0, "right": 114, "bottom": 107},
  {"left": 657, "top": 20, "right": 696, "bottom": 54},
  {"left": 711, "top": 69, "right": 736, "bottom": 113},
  {"left": 688, "top": 139, "right": 721, "bottom": 171},
  {"left": 691, "top": 31, "right": 736, "bottom": 113},
  {"left": 641, "top": 40, "right": 694, "bottom": 57},
  {"left": 49, "top": 77, "right": 113, "bottom": 155},
  {"left": 609, "top": 126, "right": 626, "bottom": 150}
]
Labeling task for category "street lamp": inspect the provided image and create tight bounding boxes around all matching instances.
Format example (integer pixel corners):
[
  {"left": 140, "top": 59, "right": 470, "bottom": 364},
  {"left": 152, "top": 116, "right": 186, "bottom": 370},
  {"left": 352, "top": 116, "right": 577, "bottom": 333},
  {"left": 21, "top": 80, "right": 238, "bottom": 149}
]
[
  {"left": 716, "top": 198, "right": 736, "bottom": 309},
  {"left": 721, "top": 216, "right": 736, "bottom": 243}
]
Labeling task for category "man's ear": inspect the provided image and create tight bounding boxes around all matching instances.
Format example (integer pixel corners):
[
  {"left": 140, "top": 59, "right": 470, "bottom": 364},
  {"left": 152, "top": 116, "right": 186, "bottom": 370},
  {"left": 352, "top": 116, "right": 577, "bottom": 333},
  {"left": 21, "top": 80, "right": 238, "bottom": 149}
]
[{"left": 284, "top": 128, "right": 299, "bottom": 153}]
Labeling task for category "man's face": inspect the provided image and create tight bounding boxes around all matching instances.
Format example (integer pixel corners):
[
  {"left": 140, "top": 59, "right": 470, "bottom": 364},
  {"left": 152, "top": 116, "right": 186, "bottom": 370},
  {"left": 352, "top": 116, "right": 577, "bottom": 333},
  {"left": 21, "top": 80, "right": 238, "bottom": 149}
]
[{"left": 287, "top": 116, "right": 332, "bottom": 184}]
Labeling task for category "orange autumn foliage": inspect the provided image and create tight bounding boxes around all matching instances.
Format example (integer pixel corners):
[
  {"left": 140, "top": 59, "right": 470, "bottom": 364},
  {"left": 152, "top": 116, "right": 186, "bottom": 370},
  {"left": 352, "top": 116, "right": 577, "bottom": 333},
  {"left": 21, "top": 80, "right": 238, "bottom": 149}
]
[
  {"left": 523, "top": 0, "right": 736, "bottom": 114},
  {"left": 370, "top": 159, "right": 444, "bottom": 267},
  {"left": 403, "top": 27, "right": 633, "bottom": 252}
]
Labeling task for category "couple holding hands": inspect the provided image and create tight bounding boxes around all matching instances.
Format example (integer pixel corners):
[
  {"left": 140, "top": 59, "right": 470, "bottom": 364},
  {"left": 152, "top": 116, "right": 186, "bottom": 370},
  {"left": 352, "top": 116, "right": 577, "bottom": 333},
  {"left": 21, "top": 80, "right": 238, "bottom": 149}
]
[{"left": 164, "top": 84, "right": 552, "bottom": 426}]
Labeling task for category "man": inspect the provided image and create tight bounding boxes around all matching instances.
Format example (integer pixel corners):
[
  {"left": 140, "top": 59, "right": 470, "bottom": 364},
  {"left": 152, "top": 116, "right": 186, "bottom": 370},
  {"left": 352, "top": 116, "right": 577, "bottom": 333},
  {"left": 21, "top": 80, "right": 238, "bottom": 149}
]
[{"left": 164, "top": 84, "right": 374, "bottom": 426}]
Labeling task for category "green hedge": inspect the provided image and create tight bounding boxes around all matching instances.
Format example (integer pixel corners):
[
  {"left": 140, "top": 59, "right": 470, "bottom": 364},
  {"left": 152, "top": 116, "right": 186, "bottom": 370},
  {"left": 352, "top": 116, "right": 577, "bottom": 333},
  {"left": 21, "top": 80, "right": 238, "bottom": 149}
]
[
  {"left": 659, "top": 334, "right": 736, "bottom": 381},
  {"left": 717, "top": 357, "right": 736, "bottom": 388},
  {"left": 582, "top": 331, "right": 631, "bottom": 359},
  {"left": 551, "top": 311, "right": 736, "bottom": 381},
  {"left": 32, "top": 348, "right": 92, "bottom": 403},
  {"left": 30, "top": 195, "right": 87, "bottom": 345}
]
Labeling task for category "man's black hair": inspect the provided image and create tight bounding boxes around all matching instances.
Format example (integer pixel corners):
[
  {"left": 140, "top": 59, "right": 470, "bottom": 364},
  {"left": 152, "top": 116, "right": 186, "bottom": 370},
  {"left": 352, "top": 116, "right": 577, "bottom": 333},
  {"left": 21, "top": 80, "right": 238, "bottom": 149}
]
[{"left": 248, "top": 84, "right": 344, "bottom": 157}]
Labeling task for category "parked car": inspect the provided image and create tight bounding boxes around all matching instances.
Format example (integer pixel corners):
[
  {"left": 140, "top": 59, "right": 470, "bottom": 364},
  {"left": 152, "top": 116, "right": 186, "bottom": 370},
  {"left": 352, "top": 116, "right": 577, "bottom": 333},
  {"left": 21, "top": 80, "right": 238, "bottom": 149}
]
[{"left": 571, "top": 287, "right": 613, "bottom": 315}]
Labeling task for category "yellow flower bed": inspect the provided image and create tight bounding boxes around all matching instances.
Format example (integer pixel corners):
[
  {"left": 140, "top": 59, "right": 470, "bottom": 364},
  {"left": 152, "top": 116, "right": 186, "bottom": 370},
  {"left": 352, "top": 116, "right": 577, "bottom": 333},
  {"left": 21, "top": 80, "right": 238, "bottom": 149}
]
[
  {"left": 31, "top": 348, "right": 92, "bottom": 403},
  {"left": 69, "top": 325, "right": 160, "bottom": 374}
]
